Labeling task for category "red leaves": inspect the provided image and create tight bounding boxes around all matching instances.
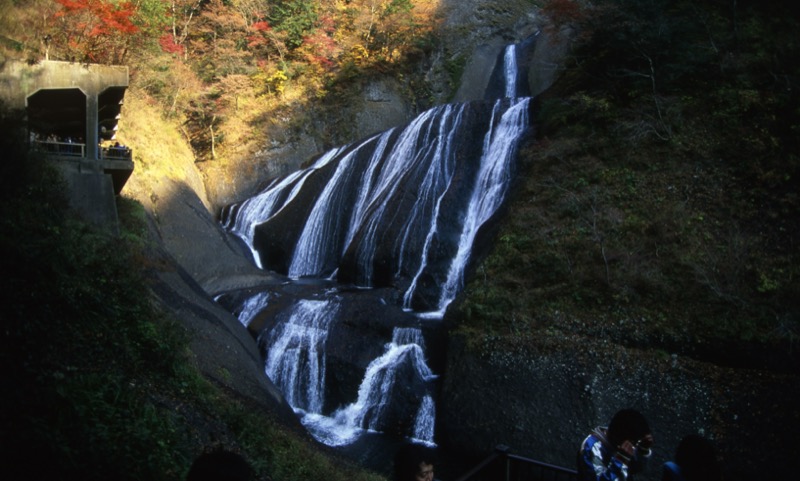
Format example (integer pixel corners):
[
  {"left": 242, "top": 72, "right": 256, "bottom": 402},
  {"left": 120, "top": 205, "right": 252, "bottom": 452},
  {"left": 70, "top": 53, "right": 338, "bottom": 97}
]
[
  {"left": 56, "top": 0, "right": 88, "bottom": 10},
  {"left": 300, "top": 29, "right": 338, "bottom": 70},
  {"left": 52, "top": 0, "right": 140, "bottom": 63},
  {"left": 252, "top": 21, "right": 271, "bottom": 33},
  {"left": 159, "top": 33, "right": 185, "bottom": 55},
  {"left": 55, "top": 0, "right": 139, "bottom": 38},
  {"left": 247, "top": 21, "right": 272, "bottom": 49}
]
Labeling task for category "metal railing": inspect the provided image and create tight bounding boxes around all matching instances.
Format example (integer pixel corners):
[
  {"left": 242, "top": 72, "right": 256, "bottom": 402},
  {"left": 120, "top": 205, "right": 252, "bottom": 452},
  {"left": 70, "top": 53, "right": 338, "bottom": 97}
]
[
  {"left": 455, "top": 445, "right": 577, "bottom": 481},
  {"left": 31, "top": 140, "right": 133, "bottom": 161},
  {"left": 100, "top": 145, "right": 132, "bottom": 160},
  {"left": 32, "top": 140, "right": 85, "bottom": 157}
]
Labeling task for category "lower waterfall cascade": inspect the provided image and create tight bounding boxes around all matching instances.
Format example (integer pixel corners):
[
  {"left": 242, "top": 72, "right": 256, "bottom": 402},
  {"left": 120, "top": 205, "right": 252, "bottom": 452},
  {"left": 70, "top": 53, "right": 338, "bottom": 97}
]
[{"left": 217, "top": 38, "right": 537, "bottom": 450}]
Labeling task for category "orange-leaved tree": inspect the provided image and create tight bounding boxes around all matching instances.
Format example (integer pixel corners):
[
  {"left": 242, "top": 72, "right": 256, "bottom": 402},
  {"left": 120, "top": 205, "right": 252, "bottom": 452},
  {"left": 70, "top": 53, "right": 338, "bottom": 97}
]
[{"left": 50, "top": 0, "right": 140, "bottom": 64}]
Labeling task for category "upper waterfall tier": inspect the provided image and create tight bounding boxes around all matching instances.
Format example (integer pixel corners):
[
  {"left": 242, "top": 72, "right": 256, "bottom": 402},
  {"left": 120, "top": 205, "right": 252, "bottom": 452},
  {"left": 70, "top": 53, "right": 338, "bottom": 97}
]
[{"left": 222, "top": 96, "right": 531, "bottom": 313}]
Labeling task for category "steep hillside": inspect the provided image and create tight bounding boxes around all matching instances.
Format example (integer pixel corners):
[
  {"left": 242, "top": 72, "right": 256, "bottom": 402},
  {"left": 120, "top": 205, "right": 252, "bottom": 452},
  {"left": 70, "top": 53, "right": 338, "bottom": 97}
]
[
  {"left": 442, "top": 1, "right": 799, "bottom": 479},
  {"left": 456, "top": 0, "right": 800, "bottom": 372},
  {"left": 0, "top": 109, "right": 389, "bottom": 480},
  {"left": 116, "top": 88, "right": 279, "bottom": 294}
]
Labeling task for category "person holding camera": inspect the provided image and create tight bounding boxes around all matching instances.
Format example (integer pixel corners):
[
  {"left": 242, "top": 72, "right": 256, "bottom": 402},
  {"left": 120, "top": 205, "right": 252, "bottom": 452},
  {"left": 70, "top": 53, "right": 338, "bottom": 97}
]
[{"left": 577, "top": 408, "right": 655, "bottom": 481}]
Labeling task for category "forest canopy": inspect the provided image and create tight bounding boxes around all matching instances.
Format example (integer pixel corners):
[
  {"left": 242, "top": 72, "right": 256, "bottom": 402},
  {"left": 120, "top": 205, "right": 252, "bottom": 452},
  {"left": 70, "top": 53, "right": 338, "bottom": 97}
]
[{"left": 0, "top": 0, "right": 441, "bottom": 160}]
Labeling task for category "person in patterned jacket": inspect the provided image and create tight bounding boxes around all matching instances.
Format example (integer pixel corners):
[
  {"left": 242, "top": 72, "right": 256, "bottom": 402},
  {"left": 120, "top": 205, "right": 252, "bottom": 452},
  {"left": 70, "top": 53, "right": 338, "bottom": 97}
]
[{"left": 577, "top": 409, "right": 655, "bottom": 481}]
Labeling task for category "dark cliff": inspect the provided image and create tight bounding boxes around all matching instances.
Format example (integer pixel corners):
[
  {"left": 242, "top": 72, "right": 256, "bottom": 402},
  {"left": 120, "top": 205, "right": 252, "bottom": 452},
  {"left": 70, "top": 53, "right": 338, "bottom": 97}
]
[{"left": 436, "top": 1, "right": 800, "bottom": 479}]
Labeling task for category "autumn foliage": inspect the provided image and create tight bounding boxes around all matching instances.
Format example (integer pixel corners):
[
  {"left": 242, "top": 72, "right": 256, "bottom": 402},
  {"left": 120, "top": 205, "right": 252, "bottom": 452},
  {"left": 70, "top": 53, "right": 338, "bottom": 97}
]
[
  {"left": 2, "top": 1, "right": 441, "bottom": 161},
  {"left": 51, "top": 0, "right": 139, "bottom": 63},
  {"left": 159, "top": 31, "right": 184, "bottom": 56}
]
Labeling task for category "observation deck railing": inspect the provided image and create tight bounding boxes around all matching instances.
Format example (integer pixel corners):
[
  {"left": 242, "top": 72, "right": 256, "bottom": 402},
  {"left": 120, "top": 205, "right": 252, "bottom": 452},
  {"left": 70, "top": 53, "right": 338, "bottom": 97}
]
[
  {"left": 455, "top": 445, "right": 577, "bottom": 481},
  {"left": 32, "top": 140, "right": 133, "bottom": 161},
  {"left": 100, "top": 145, "right": 132, "bottom": 161},
  {"left": 32, "top": 140, "right": 85, "bottom": 157}
]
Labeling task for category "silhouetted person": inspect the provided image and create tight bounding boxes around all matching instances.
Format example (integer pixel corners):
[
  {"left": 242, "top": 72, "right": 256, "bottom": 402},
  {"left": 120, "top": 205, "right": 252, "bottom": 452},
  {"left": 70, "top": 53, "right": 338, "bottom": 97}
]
[
  {"left": 186, "top": 449, "right": 254, "bottom": 481},
  {"left": 577, "top": 409, "right": 654, "bottom": 481},
  {"left": 662, "top": 434, "right": 722, "bottom": 481},
  {"left": 394, "top": 442, "right": 437, "bottom": 481}
]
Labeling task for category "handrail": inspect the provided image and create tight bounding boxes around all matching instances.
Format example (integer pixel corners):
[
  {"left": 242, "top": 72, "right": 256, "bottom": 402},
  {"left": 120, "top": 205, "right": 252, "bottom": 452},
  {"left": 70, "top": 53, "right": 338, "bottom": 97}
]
[
  {"left": 31, "top": 140, "right": 133, "bottom": 161},
  {"left": 455, "top": 445, "right": 577, "bottom": 481},
  {"left": 455, "top": 449, "right": 505, "bottom": 481},
  {"left": 100, "top": 145, "right": 132, "bottom": 160},
  {"left": 32, "top": 140, "right": 85, "bottom": 157}
]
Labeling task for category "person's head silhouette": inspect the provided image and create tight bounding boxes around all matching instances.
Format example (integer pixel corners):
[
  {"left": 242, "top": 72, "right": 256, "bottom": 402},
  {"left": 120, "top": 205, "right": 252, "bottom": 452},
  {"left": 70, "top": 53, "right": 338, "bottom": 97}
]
[
  {"left": 186, "top": 449, "right": 254, "bottom": 481},
  {"left": 663, "top": 434, "right": 722, "bottom": 481},
  {"left": 607, "top": 408, "right": 652, "bottom": 448},
  {"left": 394, "top": 442, "right": 437, "bottom": 481}
]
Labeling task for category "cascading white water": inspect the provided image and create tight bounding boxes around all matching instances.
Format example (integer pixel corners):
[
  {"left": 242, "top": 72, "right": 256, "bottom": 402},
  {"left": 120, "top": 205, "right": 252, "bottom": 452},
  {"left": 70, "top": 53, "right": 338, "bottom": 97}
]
[
  {"left": 353, "top": 105, "right": 458, "bottom": 286},
  {"left": 225, "top": 147, "right": 342, "bottom": 268},
  {"left": 301, "top": 326, "right": 437, "bottom": 445},
  {"left": 407, "top": 43, "right": 529, "bottom": 315},
  {"left": 346, "top": 336, "right": 429, "bottom": 429},
  {"left": 223, "top": 39, "right": 535, "bottom": 449},
  {"left": 342, "top": 129, "right": 396, "bottom": 250},
  {"left": 288, "top": 136, "right": 386, "bottom": 277},
  {"left": 264, "top": 299, "right": 338, "bottom": 413},
  {"left": 437, "top": 97, "right": 530, "bottom": 312},
  {"left": 503, "top": 44, "right": 518, "bottom": 98},
  {"left": 235, "top": 291, "right": 270, "bottom": 328},
  {"left": 395, "top": 104, "right": 463, "bottom": 308},
  {"left": 413, "top": 395, "right": 436, "bottom": 444}
]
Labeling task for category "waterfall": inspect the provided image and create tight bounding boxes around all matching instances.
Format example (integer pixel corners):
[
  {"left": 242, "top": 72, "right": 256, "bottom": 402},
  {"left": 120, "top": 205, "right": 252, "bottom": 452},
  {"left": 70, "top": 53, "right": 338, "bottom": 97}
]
[
  {"left": 288, "top": 134, "right": 395, "bottom": 278},
  {"left": 402, "top": 96, "right": 530, "bottom": 314},
  {"left": 223, "top": 147, "right": 343, "bottom": 268},
  {"left": 235, "top": 291, "right": 270, "bottom": 327},
  {"left": 413, "top": 395, "right": 436, "bottom": 444},
  {"left": 230, "top": 291, "right": 436, "bottom": 445},
  {"left": 317, "top": 327, "right": 437, "bottom": 445},
  {"left": 353, "top": 104, "right": 464, "bottom": 288},
  {"left": 437, "top": 96, "right": 530, "bottom": 312},
  {"left": 226, "top": 98, "right": 528, "bottom": 311},
  {"left": 343, "top": 328, "right": 434, "bottom": 428},
  {"left": 264, "top": 299, "right": 338, "bottom": 413},
  {"left": 221, "top": 38, "right": 535, "bottom": 449},
  {"left": 342, "top": 129, "right": 396, "bottom": 251},
  {"left": 503, "top": 44, "right": 518, "bottom": 98}
]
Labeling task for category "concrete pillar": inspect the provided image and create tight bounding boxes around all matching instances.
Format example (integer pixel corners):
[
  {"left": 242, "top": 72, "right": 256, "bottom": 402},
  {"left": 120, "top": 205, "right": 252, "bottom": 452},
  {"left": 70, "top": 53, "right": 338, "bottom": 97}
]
[{"left": 86, "top": 92, "right": 99, "bottom": 160}]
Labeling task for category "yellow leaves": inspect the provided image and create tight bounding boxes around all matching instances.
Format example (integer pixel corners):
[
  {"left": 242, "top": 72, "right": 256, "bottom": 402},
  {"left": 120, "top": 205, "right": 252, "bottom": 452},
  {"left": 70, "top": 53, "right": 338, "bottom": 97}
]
[
  {"left": 266, "top": 69, "right": 289, "bottom": 96},
  {"left": 267, "top": 70, "right": 289, "bottom": 92},
  {"left": 253, "top": 67, "right": 288, "bottom": 97},
  {"left": 349, "top": 44, "right": 369, "bottom": 65}
]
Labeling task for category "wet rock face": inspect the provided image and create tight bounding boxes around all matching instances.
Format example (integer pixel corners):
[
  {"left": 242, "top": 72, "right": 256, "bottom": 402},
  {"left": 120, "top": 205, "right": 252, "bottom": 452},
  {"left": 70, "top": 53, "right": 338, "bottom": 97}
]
[{"left": 438, "top": 334, "right": 800, "bottom": 480}]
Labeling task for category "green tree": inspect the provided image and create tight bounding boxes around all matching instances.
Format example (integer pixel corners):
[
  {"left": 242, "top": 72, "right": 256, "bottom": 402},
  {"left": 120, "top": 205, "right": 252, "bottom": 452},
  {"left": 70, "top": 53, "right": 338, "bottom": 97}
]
[
  {"left": 269, "top": 0, "right": 318, "bottom": 49},
  {"left": 131, "top": 0, "right": 171, "bottom": 39}
]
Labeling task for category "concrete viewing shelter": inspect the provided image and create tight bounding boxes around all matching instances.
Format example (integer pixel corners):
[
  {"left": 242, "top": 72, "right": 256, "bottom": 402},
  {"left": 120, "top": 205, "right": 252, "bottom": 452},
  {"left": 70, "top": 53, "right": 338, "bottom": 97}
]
[{"left": 0, "top": 59, "right": 134, "bottom": 229}]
